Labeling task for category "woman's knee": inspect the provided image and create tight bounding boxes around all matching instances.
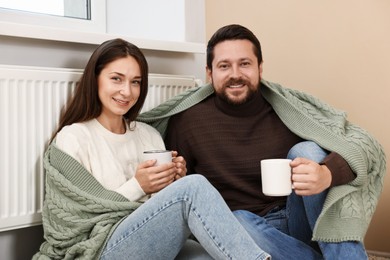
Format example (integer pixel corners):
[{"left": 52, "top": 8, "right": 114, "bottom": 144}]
[
  {"left": 180, "top": 174, "right": 208, "bottom": 187},
  {"left": 287, "top": 141, "right": 328, "bottom": 162},
  {"left": 177, "top": 174, "right": 214, "bottom": 193}
]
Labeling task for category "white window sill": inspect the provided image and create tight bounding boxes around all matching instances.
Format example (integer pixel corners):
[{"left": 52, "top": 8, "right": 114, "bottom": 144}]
[{"left": 0, "top": 21, "right": 206, "bottom": 54}]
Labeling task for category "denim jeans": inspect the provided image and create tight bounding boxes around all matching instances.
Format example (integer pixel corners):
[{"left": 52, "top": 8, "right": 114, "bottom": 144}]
[
  {"left": 100, "top": 174, "right": 269, "bottom": 260},
  {"left": 234, "top": 141, "right": 368, "bottom": 260}
]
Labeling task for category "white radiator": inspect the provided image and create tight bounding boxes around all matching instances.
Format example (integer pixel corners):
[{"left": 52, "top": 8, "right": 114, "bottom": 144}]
[
  {"left": 141, "top": 73, "right": 200, "bottom": 113},
  {"left": 0, "top": 64, "right": 199, "bottom": 232}
]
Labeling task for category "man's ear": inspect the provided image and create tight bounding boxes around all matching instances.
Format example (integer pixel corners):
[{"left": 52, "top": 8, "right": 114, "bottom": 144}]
[
  {"left": 206, "top": 66, "right": 212, "bottom": 83},
  {"left": 259, "top": 62, "right": 263, "bottom": 78}
]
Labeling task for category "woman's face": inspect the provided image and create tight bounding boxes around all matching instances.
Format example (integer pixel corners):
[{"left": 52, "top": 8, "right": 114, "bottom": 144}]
[{"left": 97, "top": 56, "right": 142, "bottom": 121}]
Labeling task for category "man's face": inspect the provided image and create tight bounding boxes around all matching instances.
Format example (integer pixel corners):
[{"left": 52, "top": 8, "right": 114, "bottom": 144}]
[{"left": 207, "top": 39, "right": 263, "bottom": 105}]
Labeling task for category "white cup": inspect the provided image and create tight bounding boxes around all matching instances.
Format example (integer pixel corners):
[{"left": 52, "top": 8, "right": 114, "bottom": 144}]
[
  {"left": 260, "top": 159, "right": 292, "bottom": 196},
  {"left": 143, "top": 150, "right": 172, "bottom": 166}
]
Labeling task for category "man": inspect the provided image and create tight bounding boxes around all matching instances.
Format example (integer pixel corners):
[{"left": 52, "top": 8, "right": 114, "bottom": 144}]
[{"left": 138, "top": 24, "right": 386, "bottom": 259}]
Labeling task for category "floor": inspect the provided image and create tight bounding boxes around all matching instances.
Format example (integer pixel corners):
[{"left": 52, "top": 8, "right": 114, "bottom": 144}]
[{"left": 369, "top": 254, "right": 390, "bottom": 260}]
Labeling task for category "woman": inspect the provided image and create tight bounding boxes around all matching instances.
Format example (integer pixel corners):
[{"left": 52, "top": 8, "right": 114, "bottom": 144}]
[{"left": 33, "top": 38, "right": 270, "bottom": 260}]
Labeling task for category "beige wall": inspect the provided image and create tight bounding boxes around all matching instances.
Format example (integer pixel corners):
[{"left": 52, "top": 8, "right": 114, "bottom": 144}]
[{"left": 206, "top": 0, "right": 390, "bottom": 253}]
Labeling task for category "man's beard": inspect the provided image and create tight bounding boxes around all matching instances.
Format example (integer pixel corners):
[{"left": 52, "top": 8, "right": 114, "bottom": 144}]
[{"left": 217, "top": 78, "right": 259, "bottom": 106}]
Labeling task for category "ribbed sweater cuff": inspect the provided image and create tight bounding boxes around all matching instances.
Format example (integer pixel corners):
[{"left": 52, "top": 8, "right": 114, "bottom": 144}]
[{"left": 321, "top": 152, "right": 356, "bottom": 187}]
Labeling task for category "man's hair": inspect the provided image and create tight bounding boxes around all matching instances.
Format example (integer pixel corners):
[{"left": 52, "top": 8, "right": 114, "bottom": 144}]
[{"left": 206, "top": 24, "right": 263, "bottom": 70}]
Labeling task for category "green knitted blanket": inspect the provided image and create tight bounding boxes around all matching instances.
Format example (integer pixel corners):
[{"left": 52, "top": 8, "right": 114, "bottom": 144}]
[
  {"left": 138, "top": 79, "right": 387, "bottom": 242},
  {"left": 33, "top": 144, "right": 141, "bottom": 260}
]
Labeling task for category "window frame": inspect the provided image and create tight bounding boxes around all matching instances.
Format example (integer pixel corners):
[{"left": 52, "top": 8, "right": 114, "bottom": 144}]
[{"left": 0, "top": 0, "right": 105, "bottom": 33}]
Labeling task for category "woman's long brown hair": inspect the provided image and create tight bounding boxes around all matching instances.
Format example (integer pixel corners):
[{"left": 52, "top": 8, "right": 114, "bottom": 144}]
[{"left": 50, "top": 38, "right": 149, "bottom": 143}]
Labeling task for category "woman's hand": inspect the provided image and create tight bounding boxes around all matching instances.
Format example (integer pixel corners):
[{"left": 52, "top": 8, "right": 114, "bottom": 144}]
[
  {"left": 135, "top": 160, "right": 176, "bottom": 194},
  {"left": 171, "top": 151, "right": 187, "bottom": 180}
]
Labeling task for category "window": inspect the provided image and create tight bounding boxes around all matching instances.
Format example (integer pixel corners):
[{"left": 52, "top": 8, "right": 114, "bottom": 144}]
[
  {"left": 0, "top": 0, "right": 205, "bottom": 53},
  {"left": 0, "top": 0, "right": 105, "bottom": 33}
]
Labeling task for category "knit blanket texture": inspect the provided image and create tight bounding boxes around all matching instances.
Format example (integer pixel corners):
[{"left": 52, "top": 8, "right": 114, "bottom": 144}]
[{"left": 33, "top": 144, "right": 141, "bottom": 260}]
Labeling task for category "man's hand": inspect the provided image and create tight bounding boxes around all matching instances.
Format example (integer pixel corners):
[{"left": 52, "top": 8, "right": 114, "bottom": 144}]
[{"left": 290, "top": 157, "right": 332, "bottom": 196}]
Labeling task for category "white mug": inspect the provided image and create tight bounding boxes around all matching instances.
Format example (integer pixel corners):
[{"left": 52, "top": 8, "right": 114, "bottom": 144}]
[
  {"left": 260, "top": 159, "right": 292, "bottom": 196},
  {"left": 143, "top": 150, "right": 172, "bottom": 166}
]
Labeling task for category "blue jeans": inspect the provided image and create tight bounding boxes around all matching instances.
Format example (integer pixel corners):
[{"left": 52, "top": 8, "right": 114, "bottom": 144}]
[
  {"left": 100, "top": 174, "right": 269, "bottom": 260},
  {"left": 234, "top": 141, "right": 368, "bottom": 260}
]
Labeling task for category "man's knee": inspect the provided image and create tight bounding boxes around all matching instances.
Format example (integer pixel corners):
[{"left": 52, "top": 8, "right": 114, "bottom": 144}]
[{"left": 287, "top": 141, "right": 327, "bottom": 162}]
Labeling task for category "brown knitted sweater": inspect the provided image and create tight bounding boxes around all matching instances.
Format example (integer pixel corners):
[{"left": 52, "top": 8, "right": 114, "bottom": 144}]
[{"left": 165, "top": 89, "right": 354, "bottom": 216}]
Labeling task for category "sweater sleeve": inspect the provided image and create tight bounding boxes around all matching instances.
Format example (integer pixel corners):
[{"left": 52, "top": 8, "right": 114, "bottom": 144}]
[
  {"left": 115, "top": 177, "right": 147, "bottom": 202},
  {"left": 321, "top": 152, "right": 356, "bottom": 187},
  {"left": 56, "top": 128, "right": 89, "bottom": 169}
]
